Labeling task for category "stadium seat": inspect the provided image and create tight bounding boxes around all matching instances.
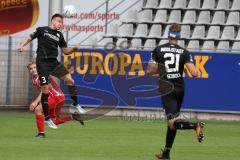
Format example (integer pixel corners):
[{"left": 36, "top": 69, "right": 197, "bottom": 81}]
[
  {"left": 178, "top": 40, "right": 185, "bottom": 48},
  {"left": 187, "top": 40, "right": 200, "bottom": 51},
  {"left": 197, "top": 11, "right": 211, "bottom": 24},
  {"left": 116, "top": 38, "right": 128, "bottom": 49},
  {"left": 154, "top": 10, "right": 167, "bottom": 23},
  {"left": 207, "top": 26, "right": 220, "bottom": 39},
  {"left": 231, "top": 0, "right": 240, "bottom": 10},
  {"left": 119, "top": 24, "right": 134, "bottom": 37},
  {"left": 183, "top": 11, "right": 196, "bottom": 24},
  {"left": 106, "top": 24, "right": 118, "bottom": 37},
  {"left": 98, "top": 38, "right": 113, "bottom": 48},
  {"left": 236, "top": 28, "right": 240, "bottom": 40},
  {"left": 202, "top": 41, "right": 215, "bottom": 52},
  {"left": 159, "top": 39, "right": 168, "bottom": 45},
  {"left": 216, "top": 0, "right": 230, "bottom": 10},
  {"left": 202, "top": 0, "right": 215, "bottom": 9},
  {"left": 145, "top": 0, "right": 158, "bottom": 8},
  {"left": 217, "top": 41, "right": 230, "bottom": 52},
  {"left": 168, "top": 10, "right": 181, "bottom": 23},
  {"left": 232, "top": 42, "right": 240, "bottom": 53},
  {"left": 158, "top": 0, "right": 172, "bottom": 8},
  {"left": 211, "top": 11, "right": 225, "bottom": 25},
  {"left": 134, "top": 24, "right": 148, "bottom": 37},
  {"left": 226, "top": 12, "right": 240, "bottom": 25},
  {"left": 100, "top": 0, "right": 240, "bottom": 52},
  {"left": 192, "top": 26, "right": 205, "bottom": 39},
  {"left": 148, "top": 24, "right": 162, "bottom": 38},
  {"left": 173, "top": 0, "right": 187, "bottom": 9},
  {"left": 188, "top": 0, "right": 201, "bottom": 9},
  {"left": 181, "top": 25, "right": 191, "bottom": 38},
  {"left": 131, "top": 38, "right": 142, "bottom": 49},
  {"left": 138, "top": 10, "right": 153, "bottom": 23},
  {"left": 162, "top": 25, "right": 170, "bottom": 38},
  {"left": 124, "top": 10, "right": 138, "bottom": 23},
  {"left": 221, "top": 26, "right": 235, "bottom": 40},
  {"left": 144, "top": 39, "right": 156, "bottom": 50}
]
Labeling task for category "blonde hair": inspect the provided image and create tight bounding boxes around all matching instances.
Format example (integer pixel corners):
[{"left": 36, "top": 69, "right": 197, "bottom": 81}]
[{"left": 27, "top": 61, "right": 36, "bottom": 69}]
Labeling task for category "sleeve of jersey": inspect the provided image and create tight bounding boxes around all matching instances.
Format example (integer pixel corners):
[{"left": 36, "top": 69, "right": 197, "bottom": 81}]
[
  {"left": 151, "top": 48, "right": 159, "bottom": 63},
  {"left": 184, "top": 50, "right": 194, "bottom": 64},
  {"left": 30, "top": 27, "right": 41, "bottom": 40},
  {"left": 59, "top": 34, "right": 67, "bottom": 48}
]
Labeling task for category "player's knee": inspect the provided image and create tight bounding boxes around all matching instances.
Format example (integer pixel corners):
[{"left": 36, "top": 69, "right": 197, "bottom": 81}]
[
  {"left": 35, "top": 106, "right": 43, "bottom": 115},
  {"left": 41, "top": 85, "right": 49, "bottom": 93},
  {"left": 61, "top": 73, "right": 75, "bottom": 85},
  {"left": 168, "top": 120, "right": 175, "bottom": 129},
  {"left": 65, "top": 77, "right": 74, "bottom": 85},
  {"left": 168, "top": 117, "right": 181, "bottom": 129}
]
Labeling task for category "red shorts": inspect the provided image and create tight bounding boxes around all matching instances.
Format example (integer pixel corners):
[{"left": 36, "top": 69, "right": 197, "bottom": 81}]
[{"left": 48, "top": 95, "right": 65, "bottom": 119}]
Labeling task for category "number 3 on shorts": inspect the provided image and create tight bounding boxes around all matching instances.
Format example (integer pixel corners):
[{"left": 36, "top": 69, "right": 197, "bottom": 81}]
[{"left": 41, "top": 77, "right": 47, "bottom": 84}]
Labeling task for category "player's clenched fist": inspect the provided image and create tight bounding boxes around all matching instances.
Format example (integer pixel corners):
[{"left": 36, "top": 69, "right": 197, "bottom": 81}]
[
  {"left": 17, "top": 46, "right": 24, "bottom": 52},
  {"left": 17, "top": 37, "right": 32, "bottom": 53},
  {"left": 30, "top": 102, "right": 38, "bottom": 111}
]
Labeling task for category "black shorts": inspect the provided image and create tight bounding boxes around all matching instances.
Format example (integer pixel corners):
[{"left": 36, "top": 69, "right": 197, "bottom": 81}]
[
  {"left": 161, "top": 86, "right": 184, "bottom": 120},
  {"left": 36, "top": 57, "right": 69, "bottom": 85}
]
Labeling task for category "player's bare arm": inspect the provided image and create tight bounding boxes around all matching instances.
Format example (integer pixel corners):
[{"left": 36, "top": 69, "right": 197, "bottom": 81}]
[
  {"left": 185, "top": 63, "right": 201, "bottom": 77},
  {"left": 147, "top": 59, "right": 159, "bottom": 76},
  {"left": 30, "top": 90, "right": 41, "bottom": 111},
  {"left": 17, "top": 37, "right": 32, "bottom": 52},
  {"left": 61, "top": 43, "right": 80, "bottom": 55}
]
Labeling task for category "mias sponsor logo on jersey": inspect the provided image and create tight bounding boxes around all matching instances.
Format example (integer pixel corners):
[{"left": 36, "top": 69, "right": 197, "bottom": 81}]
[{"left": 44, "top": 32, "right": 60, "bottom": 42}]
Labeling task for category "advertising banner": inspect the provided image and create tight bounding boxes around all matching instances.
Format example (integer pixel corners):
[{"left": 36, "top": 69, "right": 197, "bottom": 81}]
[{"left": 62, "top": 48, "right": 240, "bottom": 112}]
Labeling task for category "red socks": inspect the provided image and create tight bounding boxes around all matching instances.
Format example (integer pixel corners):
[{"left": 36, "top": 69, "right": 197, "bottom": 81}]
[
  {"left": 36, "top": 115, "right": 45, "bottom": 133},
  {"left": 54, "top": 115, "right": 73, "bottom": 125},
  {"left": 36, "top": 114, "right": 72, "bottom": 133}
]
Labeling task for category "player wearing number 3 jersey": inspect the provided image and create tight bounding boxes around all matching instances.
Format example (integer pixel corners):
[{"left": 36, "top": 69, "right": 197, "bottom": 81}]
[
  {"left": 147, "top": 23, "right": 205, "bottom": 160},
  {"left": 17, "top": 14, "right": 86, "bottom": 130},
  {"left": 27, "top": 62, "right": 72, "bottom": 138}
]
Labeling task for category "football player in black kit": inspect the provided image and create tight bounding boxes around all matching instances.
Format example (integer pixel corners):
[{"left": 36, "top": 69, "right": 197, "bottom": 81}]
[
  {"left": 147, "top": 24, "right": 205, "bottom": 160},
  {"left": 18, "top": 14, "right": 86, "bottom": 129}
]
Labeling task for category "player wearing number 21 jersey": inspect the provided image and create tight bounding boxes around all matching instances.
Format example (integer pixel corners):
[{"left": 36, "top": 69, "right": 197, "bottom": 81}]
[
  {"left": 147, "top": 23, "right": 205, "bottom": 160},
  {"left": 152, "top": 42, "right": 193, "bottom": 86}
]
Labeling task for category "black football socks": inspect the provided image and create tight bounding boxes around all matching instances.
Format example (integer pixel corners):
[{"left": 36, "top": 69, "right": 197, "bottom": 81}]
[
  {"left": 68, "top": 85, "right": 78, "bottom": 106},
  {"left": 164, "top": 126, "right": 177, "bottom": 156},
  {"left": 41, "top": 93, "right": 49, "bottom": 120},
  {"left": 174, "top": 119, "right": 197, "bottom": 130}
]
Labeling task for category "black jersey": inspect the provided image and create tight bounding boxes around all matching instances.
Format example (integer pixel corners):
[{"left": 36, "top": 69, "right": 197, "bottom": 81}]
[
  {"left": 151, "top": 42, "right": 193, "bottom": 87},
  {"left": 30, "top": 26, "right": 67, "bottom": 59}
]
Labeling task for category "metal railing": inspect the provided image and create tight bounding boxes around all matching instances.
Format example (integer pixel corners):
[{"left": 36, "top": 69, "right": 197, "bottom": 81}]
[{"left": 0, "top": 36, "right": 36, "bottom": 106}]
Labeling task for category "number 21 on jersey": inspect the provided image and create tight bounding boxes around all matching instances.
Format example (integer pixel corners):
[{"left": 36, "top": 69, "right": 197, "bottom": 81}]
[{"left": 164, "top": 53, "right": 180, "bottom": 73}]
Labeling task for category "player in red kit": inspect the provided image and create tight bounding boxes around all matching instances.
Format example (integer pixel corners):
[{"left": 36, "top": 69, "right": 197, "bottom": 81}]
[{"left": 27, "top": 62, "right": 83, "bottom": 138}]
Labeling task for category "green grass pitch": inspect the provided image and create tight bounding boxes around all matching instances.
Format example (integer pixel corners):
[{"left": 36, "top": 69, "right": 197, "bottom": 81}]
[{"left": 0, "top": 113, "right": 239, "bottom": 160}]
